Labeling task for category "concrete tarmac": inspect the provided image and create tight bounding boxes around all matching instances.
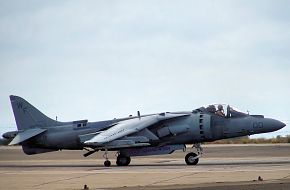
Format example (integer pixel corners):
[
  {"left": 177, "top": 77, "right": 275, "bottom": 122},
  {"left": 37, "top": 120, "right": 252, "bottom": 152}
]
[{"left": 0, "top": 144, "right": 290, "bottom": 190}]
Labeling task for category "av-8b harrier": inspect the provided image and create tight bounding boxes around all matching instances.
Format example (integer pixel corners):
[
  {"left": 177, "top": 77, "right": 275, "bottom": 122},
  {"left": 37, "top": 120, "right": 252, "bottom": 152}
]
[{"left": 2, "top": 96, "right": 285, "bottom": 167}]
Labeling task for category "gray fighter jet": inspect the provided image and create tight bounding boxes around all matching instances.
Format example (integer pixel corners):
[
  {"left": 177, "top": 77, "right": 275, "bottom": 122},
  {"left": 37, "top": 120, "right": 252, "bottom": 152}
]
[{"left": 1, "top": 96, "right": 286, "bottom": 166}]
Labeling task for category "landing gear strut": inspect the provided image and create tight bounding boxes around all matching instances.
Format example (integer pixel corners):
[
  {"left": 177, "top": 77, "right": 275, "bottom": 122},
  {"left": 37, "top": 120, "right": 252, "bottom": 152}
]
[
  {"left": 185, "top": 143, "right": 203, "bottom": 165},
  {"left": 103, "top": 149, "right": 111, "bottom": 167}
]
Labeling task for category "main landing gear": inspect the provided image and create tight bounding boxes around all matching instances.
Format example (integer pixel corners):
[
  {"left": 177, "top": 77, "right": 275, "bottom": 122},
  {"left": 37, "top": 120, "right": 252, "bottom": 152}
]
[
  {"left": 102, "top": 150, "right": 131, "bottom": 167},
  {"left": 116, "top": 154, "right": 131, "bottom": 166},
  {"left": 184, "top": 143, "right": 203, "bottom": 165}
]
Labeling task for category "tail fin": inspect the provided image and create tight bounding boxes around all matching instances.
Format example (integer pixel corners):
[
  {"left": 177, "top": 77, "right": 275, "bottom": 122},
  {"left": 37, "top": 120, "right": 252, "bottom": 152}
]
[{"left": 10, "top": 95, "right": 66, "bottom": 130}]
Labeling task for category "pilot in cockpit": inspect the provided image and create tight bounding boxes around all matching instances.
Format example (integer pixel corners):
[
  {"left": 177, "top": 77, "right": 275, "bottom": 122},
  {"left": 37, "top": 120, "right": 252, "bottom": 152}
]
[
  {"left": 215, "top": 104, "right": 225, "bottom": 117},
  {"left": 206, "top": 105, "right": 216, "bottom": 113}
]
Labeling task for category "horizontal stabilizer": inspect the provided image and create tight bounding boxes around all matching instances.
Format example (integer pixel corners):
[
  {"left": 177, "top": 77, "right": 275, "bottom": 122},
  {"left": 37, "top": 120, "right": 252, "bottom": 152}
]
[{"left": 9, "top": 128, "right": 46, "bottom": 145}]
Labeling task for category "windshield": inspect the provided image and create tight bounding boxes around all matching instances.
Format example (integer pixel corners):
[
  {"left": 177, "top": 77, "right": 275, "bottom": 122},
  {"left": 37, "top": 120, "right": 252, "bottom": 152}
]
[{"left": 205, "top": 104, "right": 247, "bottom": 118}]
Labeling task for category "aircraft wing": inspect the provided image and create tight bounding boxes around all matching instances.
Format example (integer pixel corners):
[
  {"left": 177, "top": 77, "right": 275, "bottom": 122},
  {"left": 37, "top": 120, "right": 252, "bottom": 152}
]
[{"left": 84, "top": 113, "right": 189, "bottom": 147}]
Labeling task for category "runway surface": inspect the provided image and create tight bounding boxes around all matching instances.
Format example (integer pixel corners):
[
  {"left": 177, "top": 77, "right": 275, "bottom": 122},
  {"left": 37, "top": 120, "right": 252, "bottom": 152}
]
[{"left": 0, "top": 144, "right": 290, "bottom": 190}]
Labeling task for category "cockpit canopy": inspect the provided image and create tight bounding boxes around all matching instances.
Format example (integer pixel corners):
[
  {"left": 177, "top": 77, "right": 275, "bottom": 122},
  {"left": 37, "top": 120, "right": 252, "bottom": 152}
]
[{"left": 204, "top": 104, "right": 248, "bottom": 118}]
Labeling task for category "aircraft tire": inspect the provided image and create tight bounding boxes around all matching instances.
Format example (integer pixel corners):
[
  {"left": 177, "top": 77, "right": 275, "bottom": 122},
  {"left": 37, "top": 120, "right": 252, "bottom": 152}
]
[
  {"left": 116, "top": 155, "right": 131, "bottom": 166},
  {"left": 185, "top": 152, "right": 199, "bottom": 165},
  {"left": 104, "top": 160, "right": 111, "bottom": 167}
]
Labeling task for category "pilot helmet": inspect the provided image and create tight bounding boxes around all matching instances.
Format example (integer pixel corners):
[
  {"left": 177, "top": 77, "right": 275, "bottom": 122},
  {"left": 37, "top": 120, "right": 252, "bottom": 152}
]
[
  {"left": 218, "top": 104, "right": 223, "bottom": 110},
  {"left": 207, "top": 105, "right": 216, "bottom": 113}
]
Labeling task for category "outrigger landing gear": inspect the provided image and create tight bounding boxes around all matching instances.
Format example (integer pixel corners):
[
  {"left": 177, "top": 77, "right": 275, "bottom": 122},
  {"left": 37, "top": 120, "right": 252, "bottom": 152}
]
[
  {"left": 103, "top": 149, "right": 111, "bottom": 167},
  {"left": 185, "top": 143, "right": 203, "bottom": 165}
]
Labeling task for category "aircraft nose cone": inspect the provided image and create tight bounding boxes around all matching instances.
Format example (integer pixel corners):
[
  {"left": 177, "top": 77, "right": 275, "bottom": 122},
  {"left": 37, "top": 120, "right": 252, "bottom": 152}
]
[
  {"left": 277, "top": 120, "right": 286, "bottom": 129},
  {"left": 264, "top": 119, "right": 286, "bottom": 132}
]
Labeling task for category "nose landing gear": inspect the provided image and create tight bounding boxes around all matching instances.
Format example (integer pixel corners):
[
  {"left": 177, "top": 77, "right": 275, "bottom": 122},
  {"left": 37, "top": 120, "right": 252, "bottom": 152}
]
[
  {"left": 185, "top": 152, "right": 199, "bottom": 165},
  {"left": 185, "top": 143, "right": 203, "bottom": 165}
]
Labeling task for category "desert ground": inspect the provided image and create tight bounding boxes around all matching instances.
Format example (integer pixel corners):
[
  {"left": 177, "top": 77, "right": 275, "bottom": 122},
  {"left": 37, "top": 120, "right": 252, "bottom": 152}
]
[{"left": 0, "top": 144, "right": 290, "bottom": 190}]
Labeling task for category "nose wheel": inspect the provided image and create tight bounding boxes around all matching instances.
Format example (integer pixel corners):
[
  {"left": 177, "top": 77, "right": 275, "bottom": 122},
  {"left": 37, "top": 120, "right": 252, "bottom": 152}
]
[
  {"left": 185, "top": 152, "right": 199, "bottom": 165},
  {"left": 184, "top": 143, "right": 203, "bottom": 165}
]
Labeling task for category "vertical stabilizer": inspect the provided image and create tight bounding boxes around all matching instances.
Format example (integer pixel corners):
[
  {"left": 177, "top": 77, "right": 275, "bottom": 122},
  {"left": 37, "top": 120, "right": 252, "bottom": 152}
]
[{"left": 10, "top": 95, "right": 67, "bottom": 130}]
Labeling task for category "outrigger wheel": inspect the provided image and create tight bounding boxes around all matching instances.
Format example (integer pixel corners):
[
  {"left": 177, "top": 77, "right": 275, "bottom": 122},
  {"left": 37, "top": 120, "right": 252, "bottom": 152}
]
[
  {"left": 116, "top": 155, "right": 131, "bottom": 166},
  {"left": 185, "top": 152, "right": 199, "bottom": 165}
]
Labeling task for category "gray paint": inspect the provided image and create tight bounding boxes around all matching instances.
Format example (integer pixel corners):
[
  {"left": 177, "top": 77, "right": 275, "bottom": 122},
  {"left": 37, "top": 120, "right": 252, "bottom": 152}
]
[{"left": 2, "top": 96, "right": 286, "bottom": 162}]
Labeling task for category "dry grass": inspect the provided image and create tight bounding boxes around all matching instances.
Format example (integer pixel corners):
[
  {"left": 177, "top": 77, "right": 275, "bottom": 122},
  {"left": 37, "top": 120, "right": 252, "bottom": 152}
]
[{"left": 207, "top": 135, "right": 290, "bottom": 144}]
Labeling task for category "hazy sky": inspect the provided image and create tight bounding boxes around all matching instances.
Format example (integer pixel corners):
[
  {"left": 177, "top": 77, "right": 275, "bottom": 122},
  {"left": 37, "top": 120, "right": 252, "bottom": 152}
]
[{"left": 0, "top": 0, "right": 289, "bottom": 137}]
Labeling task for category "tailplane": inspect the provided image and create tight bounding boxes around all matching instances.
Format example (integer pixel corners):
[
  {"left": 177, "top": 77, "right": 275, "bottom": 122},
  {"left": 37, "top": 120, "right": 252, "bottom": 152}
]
[{"left": 10, "top": 95, "right": 67, "bottom": 130}]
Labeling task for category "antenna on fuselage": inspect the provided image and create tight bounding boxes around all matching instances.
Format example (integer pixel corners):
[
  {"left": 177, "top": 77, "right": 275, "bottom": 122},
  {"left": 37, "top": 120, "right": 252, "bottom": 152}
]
[{"left": 137, "top": 111, "right": 140, "bottom": 119}]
